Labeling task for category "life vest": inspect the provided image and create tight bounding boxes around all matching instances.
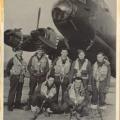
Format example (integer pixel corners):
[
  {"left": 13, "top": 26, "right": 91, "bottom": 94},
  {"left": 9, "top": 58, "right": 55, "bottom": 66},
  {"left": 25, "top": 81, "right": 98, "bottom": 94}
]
[
  {"left": 69, "top": 82, "right": 85, "bottom": 105},
  {"left": 74, "top": 59, "right": 89, "bottom": 79},
  {"left": 93, "top": 62, "right": 108, "bottom": 82},
  {"left": 41, "top": 81, "right": 56, "bottom": 98},
  {"left": 54, "top": 57, "right": 71, "bottom": 76},
  {"left": 10, "top": 55, "right": 27, "bottom": 75},
  {"left": 31, "top": 55, "right": 49, "bottom": 73}
]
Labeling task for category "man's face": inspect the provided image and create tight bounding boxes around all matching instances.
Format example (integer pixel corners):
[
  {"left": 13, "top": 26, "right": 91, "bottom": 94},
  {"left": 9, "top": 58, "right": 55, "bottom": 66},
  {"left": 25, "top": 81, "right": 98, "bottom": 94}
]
[
  {"left": 61, "top": 50, "right": 68, "bottom": 59},
  {"left": 16, "top": 50, "right": 23, "bottom": 57},
  {"left": 48, "top": 77, "right": 54, "bottom": 86},
  {"left": 97, "top": 54, "right": 104, "bottom": 63},
  {"left": 78, "top": 52, "right": 85, "bottom": 60},
  {"left": 37, "top": 49, "right": 44, "bottom": 57},
  {"left": 74, "top": 79, "right": 82, "bottom": 89}
]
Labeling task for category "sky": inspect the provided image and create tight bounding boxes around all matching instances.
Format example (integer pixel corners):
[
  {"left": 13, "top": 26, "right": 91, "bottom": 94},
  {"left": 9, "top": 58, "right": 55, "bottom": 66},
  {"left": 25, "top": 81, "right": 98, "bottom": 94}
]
[{"left": 4, "top": 0, "right": 116, "bottom": 63}]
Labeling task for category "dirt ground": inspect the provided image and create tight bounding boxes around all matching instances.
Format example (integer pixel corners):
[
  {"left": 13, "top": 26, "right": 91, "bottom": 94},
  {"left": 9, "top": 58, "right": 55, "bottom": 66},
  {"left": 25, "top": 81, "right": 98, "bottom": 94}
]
[{"left": 4, "top": 77, "right": 116, "bottom": 120}]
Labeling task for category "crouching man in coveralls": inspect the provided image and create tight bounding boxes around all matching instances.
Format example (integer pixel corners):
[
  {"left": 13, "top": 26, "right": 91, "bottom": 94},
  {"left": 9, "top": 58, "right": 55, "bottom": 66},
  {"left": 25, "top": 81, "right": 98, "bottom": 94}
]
[
  {"left": 30, "top": 75, "right": 57, "bottom": 119},
  {"left": 64, "top": 77, "right": 89, "bottom": 120}
]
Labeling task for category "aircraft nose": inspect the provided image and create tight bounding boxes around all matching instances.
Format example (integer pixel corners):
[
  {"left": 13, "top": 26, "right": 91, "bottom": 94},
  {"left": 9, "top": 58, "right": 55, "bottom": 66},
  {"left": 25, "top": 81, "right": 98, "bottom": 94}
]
[{"left": 52, "top": 1, "right": 73, "bottom": 21}]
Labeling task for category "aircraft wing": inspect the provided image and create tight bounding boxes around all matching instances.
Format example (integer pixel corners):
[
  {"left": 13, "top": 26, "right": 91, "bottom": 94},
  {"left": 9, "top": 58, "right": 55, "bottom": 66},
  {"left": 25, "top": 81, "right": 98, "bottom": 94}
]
[{"left": 4, "top": 28, "right": 62, "bottom": 52}]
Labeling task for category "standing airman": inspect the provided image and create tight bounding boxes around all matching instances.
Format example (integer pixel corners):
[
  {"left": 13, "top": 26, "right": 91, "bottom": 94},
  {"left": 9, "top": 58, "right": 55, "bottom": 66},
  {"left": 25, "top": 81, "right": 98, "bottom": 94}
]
[
  {"left": 25, "top": 47, "right": 49, "bottom": 110},
  {"left": 7, "top": 48, "right": 27, "bottom": 111},
  {"left": 91, "top": 52, "right": 111, "bottom": 109}
]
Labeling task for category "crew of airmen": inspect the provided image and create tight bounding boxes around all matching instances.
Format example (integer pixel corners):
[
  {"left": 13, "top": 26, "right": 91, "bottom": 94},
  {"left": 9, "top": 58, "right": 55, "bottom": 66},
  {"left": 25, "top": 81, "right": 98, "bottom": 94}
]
[{"left": 6, "top": 46, "right": 111, "bottom": 120}]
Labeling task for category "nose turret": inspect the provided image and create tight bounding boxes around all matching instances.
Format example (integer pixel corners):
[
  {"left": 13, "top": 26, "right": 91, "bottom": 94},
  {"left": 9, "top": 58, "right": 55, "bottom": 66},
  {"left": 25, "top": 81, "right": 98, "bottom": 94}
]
[{"left": 52, "top": 1, "right": 74, "bottom": 21}]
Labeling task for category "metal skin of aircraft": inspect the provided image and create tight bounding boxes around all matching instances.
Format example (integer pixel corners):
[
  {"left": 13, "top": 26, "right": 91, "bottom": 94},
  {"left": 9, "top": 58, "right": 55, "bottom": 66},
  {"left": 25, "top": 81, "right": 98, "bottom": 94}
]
[{"left": 52, "top": 0, "right": 116, "bottom": 76}]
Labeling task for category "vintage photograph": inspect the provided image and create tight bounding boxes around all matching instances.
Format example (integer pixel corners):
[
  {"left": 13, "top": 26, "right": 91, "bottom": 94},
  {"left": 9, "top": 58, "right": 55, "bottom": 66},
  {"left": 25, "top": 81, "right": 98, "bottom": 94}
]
[{"left": 4, "top": 0, "right": 116, "bottom": 120}]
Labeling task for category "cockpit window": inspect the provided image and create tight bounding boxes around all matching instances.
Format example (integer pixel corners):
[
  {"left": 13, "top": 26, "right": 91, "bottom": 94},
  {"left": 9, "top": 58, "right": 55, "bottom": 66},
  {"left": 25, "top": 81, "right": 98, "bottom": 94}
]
[{"left": 78, "top": 0, "right": 86, "bottom": 4}]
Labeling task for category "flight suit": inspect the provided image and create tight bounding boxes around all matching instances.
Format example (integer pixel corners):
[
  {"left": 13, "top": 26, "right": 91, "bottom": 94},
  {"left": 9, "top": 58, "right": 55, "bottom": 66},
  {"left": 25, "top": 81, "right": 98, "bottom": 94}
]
[
  {"left": 91, "top": 60, "right": 111, "bottom": 106},
  {"left": 27, "top": 54, "right": 49, "bottom": 106},
  {"left": 64, "top": 81, "right": 88, "bottom": 117},
  {"left": 7, "top": 55, "right": 27, "bottom": 110},
  {"left": 52, "top": 57, "right": 71, "bottom": 104},
  {"left": 31, "top": 80, "right": 57, "bottom": 113}
]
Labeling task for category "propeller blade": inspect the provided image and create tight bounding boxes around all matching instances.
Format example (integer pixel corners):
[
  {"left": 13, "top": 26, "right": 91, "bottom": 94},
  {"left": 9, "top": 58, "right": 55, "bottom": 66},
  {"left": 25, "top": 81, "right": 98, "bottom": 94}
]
[{"left": 37, "top": 7, "right": 41, "bottom": 29}]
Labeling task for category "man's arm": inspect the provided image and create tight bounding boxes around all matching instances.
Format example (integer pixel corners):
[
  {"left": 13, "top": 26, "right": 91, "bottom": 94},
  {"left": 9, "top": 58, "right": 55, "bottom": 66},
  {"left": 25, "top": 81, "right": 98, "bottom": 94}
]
[
  {"left": 48, "top": 87, "right": 56, "bottom": 98},
  {"left": 5, "top": 58, "right": 13, "bottom": 77},
  {"left": 87, "top": 61, "right": 92, "bottom": 86},
  {"left": 47, "top": 57, "right": 58, "bottom": 76},
  {"left": 51, "top": 57, "right": 58, "bottom": 69},
  {"left": 27, "top": 56, "right": 34, "bottom": 75},
  {"left": 44, "top": 58, "right": 50, "bottom": 74},
  {"left": 106, "top": 65, "right": 111, "bottom": 88},
  {"left": 66, "top": 59, "right": 72, "bottom": 76},
  {"left": 68, "top": 61, "right": 77, "bottom": 83}
]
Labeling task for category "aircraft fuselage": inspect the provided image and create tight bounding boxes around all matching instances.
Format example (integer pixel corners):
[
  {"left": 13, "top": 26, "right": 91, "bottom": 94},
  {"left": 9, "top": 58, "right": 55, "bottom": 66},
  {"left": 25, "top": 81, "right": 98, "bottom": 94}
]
[{"left": 52, "top": 0, "right": 116, "bottom": 76}]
